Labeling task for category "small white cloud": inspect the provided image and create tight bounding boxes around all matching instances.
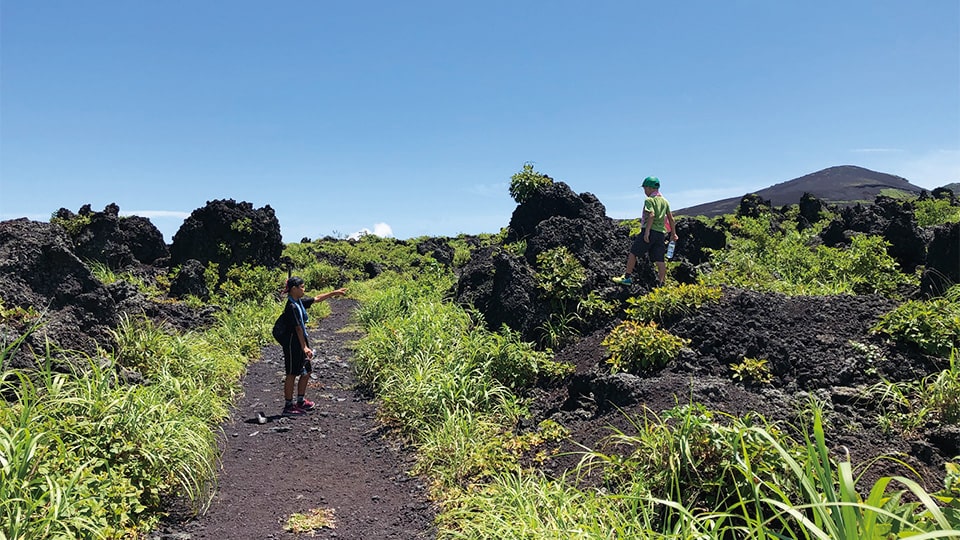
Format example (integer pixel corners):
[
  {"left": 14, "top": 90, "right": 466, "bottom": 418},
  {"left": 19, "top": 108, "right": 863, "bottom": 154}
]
[
  {"left": 348, "top": 222, "right": 394, "bottom": 240},
  {"left": 372, "top": 222, "right": 393, "bottom": 236}
]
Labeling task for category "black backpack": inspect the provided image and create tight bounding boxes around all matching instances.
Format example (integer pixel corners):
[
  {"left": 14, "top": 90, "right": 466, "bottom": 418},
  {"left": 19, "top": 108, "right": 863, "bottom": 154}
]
[{"left": 271, "top": 309, "right": 288, "bottom": 343}]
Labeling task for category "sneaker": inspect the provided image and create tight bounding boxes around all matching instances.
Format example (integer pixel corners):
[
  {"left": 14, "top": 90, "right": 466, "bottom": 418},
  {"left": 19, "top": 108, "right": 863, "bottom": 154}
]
[
  {"left": 298, "top": 398, "right": 315, "bottom": 411},
  {"left": 282, "top": 404, "right": 306, "bottom": 417},
  {"left": 612, "top": 275, "right": 633, "bottom": 285}
]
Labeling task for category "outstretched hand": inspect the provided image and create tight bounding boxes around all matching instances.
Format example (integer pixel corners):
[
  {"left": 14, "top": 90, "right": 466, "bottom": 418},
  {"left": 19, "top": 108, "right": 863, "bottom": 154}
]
[{"left": 315, "top": 288, "right": 348, "bottom": 302}]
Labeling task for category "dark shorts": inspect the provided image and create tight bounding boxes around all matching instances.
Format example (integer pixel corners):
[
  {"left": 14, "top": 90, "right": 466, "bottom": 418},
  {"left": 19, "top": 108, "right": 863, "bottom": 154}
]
[
  {"left": 629, "top": 230, "right": 667, "bottom": 263},
  {"left": 281, "top": 334, "right": 313, "bottom": 376}
]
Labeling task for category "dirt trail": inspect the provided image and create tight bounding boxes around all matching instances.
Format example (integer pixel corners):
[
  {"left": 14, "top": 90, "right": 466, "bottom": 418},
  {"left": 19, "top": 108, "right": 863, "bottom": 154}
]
[{"left": 149, "top": 299, "right": 436, "bottom": 540}]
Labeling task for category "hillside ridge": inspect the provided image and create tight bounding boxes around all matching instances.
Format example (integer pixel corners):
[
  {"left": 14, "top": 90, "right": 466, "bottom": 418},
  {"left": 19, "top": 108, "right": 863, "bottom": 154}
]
[{"left": 675, "top": 165, "right": 928, "bottom": 218}]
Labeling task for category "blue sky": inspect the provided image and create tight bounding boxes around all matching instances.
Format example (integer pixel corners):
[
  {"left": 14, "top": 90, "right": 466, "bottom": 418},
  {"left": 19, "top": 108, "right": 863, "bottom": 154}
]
[{"left": 2, "top": 1, "right": 958, "bottom": 243}]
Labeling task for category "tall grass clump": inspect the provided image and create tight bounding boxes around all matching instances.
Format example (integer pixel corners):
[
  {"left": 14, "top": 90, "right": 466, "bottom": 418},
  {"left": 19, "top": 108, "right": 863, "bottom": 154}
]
[
  {"left": 352, "top": 268, "right": 531, "bottom": 437},
  {"left": 0, "top": 296, "right": 274, "bottom": 538},
  {"left": 351, "top": 268, "right": 574, "bottom": 504},
  {"left": 566, "top": 401, "right": 960, "bottom": 538}
]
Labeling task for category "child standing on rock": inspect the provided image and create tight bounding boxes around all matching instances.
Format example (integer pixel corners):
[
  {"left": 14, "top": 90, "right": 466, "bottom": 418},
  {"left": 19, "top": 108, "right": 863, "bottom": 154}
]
[
  {"left": 277, "top": 276, "right": 347, "bottom": 417},
  {"left": 613, "top": 176, "right": 679, "bottom": 287}
]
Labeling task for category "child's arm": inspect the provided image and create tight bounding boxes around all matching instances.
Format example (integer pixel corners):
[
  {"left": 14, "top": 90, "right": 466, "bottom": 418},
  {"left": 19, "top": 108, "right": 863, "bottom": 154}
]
[
  {"left": 666, "top": 211, "right": 678, "bottom": 241},
  {"left": 313, "top": 288, "right": 348, "bottom": 303},
  {"left": 643, "top": 210, "right": 653, "bottom": 241}
]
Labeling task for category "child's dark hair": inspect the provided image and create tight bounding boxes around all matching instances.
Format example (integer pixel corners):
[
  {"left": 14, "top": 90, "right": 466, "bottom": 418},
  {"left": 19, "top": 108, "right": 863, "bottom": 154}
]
[{"left": 283, "top": 276, "right": 305, "bottom": 294}]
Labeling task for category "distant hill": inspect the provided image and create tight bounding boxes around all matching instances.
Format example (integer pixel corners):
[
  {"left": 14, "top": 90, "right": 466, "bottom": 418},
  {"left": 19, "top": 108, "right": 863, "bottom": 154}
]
[{"left": 674, "top": 165, "right": 927, "bottom": 218}]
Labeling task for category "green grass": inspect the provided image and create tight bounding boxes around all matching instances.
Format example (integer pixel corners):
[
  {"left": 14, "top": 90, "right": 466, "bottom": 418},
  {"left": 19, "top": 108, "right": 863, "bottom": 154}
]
[
  {"left": 0, "top": 296, "right": 274, "bottom": 538},
  {"left": 348, "top": 273, "right": 960, "bottom": 539}
]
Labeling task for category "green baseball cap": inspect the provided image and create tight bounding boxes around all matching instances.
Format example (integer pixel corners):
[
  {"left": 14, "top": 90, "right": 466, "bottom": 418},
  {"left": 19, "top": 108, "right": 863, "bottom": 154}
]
[{"left": 641, "top": 176, "right": 660, "bottom": 188}]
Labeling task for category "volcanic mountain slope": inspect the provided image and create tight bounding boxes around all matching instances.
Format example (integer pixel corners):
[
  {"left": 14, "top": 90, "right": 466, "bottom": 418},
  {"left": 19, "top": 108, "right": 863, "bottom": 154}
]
[{"left": 675, "top": 165, "right": 927, "bottom": 218}]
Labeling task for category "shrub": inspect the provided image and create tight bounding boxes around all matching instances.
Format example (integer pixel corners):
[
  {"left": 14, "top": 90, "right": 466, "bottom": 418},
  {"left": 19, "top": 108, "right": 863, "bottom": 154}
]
[
  {"left": 702, "top": 213, "right": 916, "bottom": 296},
  {"left": 822, "top": 234, "right": 915, "bottom": 296},
  {"left": 625, "top": 283, "right": 722, "bottom": 322},
  {"left": 50, "top": 212, "right": 91, "bottom": 237},
  {"left": 730, "top": 356, "right": 773, "bottom": 384},
  {"left": 218, "top": 263, "right": 284, "bottom": 302},
  {"left": 871, "top": 285, "right": 960, "bottom": 357},
  {"left": 508, "top": 163, "right": 553, "bottom": 204},
  {"left": 915, "top": 198, "right": 960, "bottom": 227},
  {"left": 535, "top": 246, "right": 586, "bottom": 304},
  {"left": 602, "top": 320, "right": 688, "bottom": 374}
]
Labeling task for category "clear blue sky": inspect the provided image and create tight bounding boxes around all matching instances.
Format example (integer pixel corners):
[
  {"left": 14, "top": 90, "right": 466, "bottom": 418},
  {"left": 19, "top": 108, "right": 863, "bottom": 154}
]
[{"left": 2, "top": 1, "right": 958, "bottom": 243}]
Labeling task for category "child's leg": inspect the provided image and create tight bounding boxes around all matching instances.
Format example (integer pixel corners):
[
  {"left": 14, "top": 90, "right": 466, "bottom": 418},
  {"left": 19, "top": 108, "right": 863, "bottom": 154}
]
[
  {"left": 625, "top": 253, "right": 638, "bottom": 275},
  {"left": 296, "top": 373, "right": 310, "bottom": 396},
  {"left": 655, "top": 261, "right": 667, "bottom": 284},
  {"left": 283, "top": 374, "right": 297, "bottom": 401}
]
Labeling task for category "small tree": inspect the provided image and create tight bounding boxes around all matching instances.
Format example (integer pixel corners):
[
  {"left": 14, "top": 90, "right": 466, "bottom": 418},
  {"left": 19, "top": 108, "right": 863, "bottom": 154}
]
[{"left": 509, "top": 163, "right": 553, "bottom": 204}]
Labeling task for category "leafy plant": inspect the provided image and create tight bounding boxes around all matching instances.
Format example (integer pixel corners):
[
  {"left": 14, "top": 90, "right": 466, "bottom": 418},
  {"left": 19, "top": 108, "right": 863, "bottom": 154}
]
[
  {"left": 535, "top": 246, "right": 586, "bottom": 304},
  {"left": 218, "top": 263, "right": 284, "bottom": 302},
  {"left": 602, "top": 320, "right": 688, "bottom": 374},
  {"left": 701, "top": 213, "right": 916, "bottom": 296},
  {"left": 915, "top": 197, "right": 960, "bottom": 227},
  {"left": 0, "top": 299, "right": 41, "bottom": 330},
  {"left": 625, "top": 283, "right": 722, "bottom": 322},
  {"left": 50, "top": 212, "right": 92, "bottom": 237},
  {"left": 508, "top": 162, "right": 553, "bottom": 204},
  {"left": 730, "top": 356, "right": 773, "bottom": 384},
  {"left": 576, "top": 290, "right": 616, "bottom": 321},
  {"left": 503, "top": 240, "right": 527, "bottom": 258},
  {"left": 872, "top": 285, "right": 960, "bottom": 356},
  {"left": 230, "top": 217, "right": 253, "bottom": 234}
]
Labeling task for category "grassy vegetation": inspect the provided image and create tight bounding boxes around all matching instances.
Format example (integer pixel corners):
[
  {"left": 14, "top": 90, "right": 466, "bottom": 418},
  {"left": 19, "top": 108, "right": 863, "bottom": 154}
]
[
  {"left": 5, "top": 190, "right": 960, "bottom": 538},
  {"left": 348, "top": 270, "right": 960, "bottom": 538},
  {"left": 0, "top": 289, "right": 275, "bottom": 538},
  {"left": 700, "top": 214, "right": 918, "bottom": 296}
]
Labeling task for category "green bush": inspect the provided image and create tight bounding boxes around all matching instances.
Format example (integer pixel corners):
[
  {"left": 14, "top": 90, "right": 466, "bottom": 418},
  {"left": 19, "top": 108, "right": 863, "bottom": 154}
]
[
  {"left": 625, "top": 283, "right": 722, "bottom": 322},
  {"left": 915, "top": 197, "right": 960, "bottom": 227},
  {"left": 218, "top": 263, "right": 284, "bottom": 302},
  {"left": 822, "top": 234, "right": 915, "bottom": 296},
  {"left": 50, "top": 212, "right": 92, "bottom": 237},
  {"left": 730, "top": 356, "right": 773, "bottom": 384},
  {"left": 508, "top": 163, "right": 553, "bottom": 204},
  {"left": 872, "top": 285, "right": 960, "bottom": 357},
  {"left": 702, "top": 213, "right": 916, "bottom": 296},
  {"left": 535, "top": 246, "right": 587, "bottom": 304},
  {"left": 602, "top": 320, "right": 688, "bottom": 374}
]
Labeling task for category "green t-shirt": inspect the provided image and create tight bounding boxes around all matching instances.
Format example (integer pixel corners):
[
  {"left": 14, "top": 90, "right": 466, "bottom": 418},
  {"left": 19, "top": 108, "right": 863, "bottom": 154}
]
[{"left": 643, "top": 195, "right": 671, "bottom": 233}]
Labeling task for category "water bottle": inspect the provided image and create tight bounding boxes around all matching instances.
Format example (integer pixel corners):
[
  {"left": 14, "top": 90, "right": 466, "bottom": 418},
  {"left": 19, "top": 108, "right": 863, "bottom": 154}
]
[{"left": 665, "top": 240, "right": 676, "bottom": 259}]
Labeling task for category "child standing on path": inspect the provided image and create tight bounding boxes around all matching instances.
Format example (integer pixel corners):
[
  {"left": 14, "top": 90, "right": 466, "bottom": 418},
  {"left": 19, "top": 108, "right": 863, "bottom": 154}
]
[
  {"left": 277, "top": 276, "right": 347, "bottom": 417},
  {"left": 613, "top": 176, "right": 679, "bottom": 287}
]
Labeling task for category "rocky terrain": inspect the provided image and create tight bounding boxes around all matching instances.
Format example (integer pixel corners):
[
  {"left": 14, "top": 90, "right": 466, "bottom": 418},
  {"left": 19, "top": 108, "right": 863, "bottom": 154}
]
[{"left": 1, "top": 174, "right": 958, "bottom": 536}]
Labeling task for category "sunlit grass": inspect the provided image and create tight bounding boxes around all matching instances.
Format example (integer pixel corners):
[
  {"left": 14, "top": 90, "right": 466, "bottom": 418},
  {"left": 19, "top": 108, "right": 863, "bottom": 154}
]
[{"left": 0, "top": 297, "right": 275, "bottom": 538}]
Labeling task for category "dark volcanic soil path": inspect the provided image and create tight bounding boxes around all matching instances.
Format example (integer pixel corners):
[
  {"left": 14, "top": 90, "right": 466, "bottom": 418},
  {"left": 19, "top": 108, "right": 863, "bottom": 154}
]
[{"left": 150, "top": 299, "right": 436, "bottom": 540}]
